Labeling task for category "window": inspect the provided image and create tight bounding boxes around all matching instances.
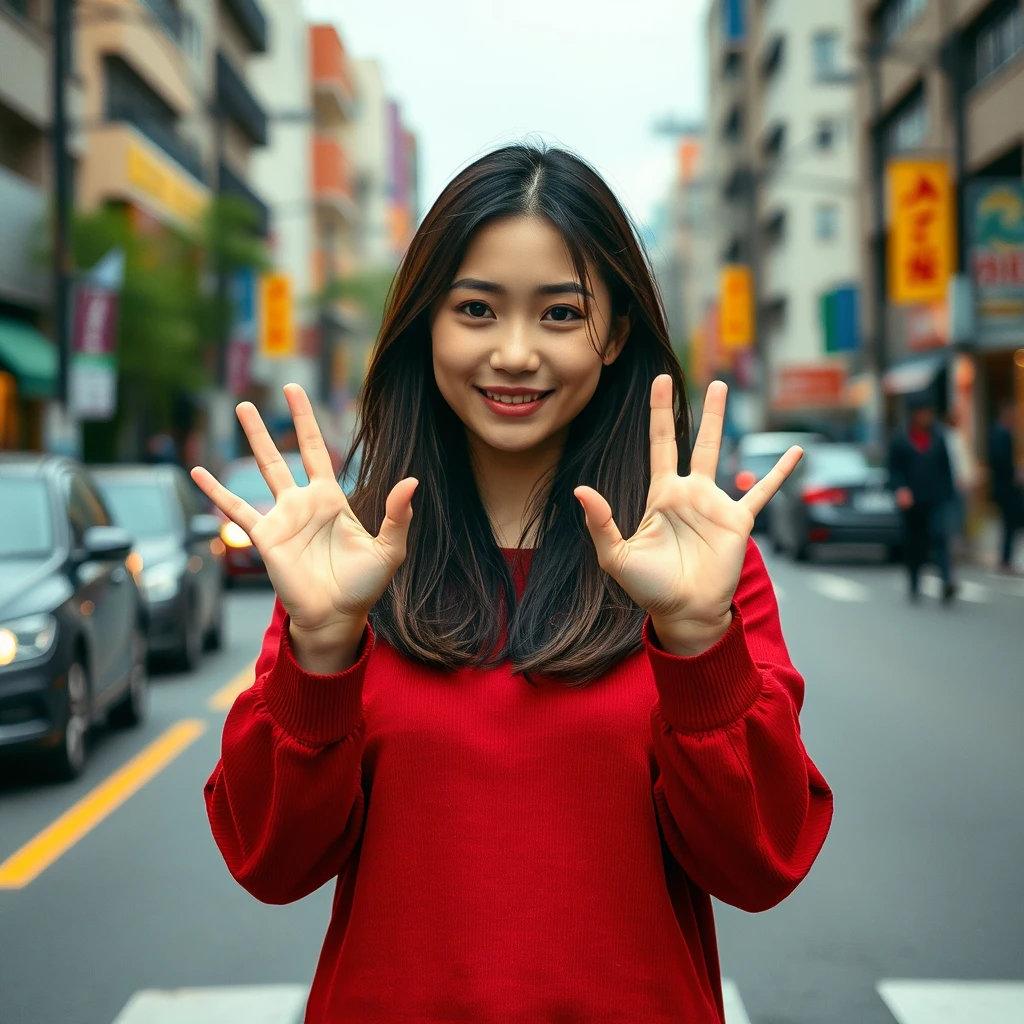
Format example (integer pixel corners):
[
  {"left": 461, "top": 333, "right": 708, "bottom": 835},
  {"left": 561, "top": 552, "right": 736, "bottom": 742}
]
[
  {"left": 723, "top": 50, "right": 744, "bottom": 80},
  {"left": 882, "top": 82, "right": 929, "bottom": 155},
  {"left": 814, "top": 204, "right": 839, "bottom": 241},
  {"left": 811, "top": 30, "right": 840, "bottom": 81},
  {"left": 873, "top": 0, "right": 926, "bottom": 45},
  {"left": 95, "top": 479, "right": 180, "bottom": 539},
  {"left": 762, "top": 35, "right": 785, "bottom": 79},
  {"left": 967, "top": 0, "right": 1024, "bottom": 88},
  {"left": 723, "top": 103, "right": 744, "bottom": 142},
  {"left": 65, "top": 473, "right": 109, "bottom": 547},
  {"left": 762, "top": 122, "right": 786, "bottom": 160},
  {"left": 0, "top": 478, "right": 53, "bottom": 558},
  {"left": 763, "top": 208, "right": 787, "bottom": 248},
  {"left": 815, "top": 118, "right": 836, "bottom": 150}
]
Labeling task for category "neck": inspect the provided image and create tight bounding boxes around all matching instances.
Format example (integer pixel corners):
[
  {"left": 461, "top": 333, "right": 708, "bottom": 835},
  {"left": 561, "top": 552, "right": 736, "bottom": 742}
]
[{"left": 467, "top": 429, "right": 566, "bottom": 548}]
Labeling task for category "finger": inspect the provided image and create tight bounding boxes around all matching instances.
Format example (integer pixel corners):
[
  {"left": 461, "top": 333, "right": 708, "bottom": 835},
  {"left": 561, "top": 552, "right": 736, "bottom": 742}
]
[
  {"left": 649, "top": 374, "right": 679, "bottom": 480},
  {"left": 574, "top": 486, "right": 627, "bottom": 576},
  {"left": 283, "top": 383, "right": 335, "bottom": 482},
  {"left": 690, "top": 380, "right": 727, "bottom": 479},
  {"left": 740, "top": 446, "right": 804, "bottom": 517},
  {"left": 235, "top": 401, "right": 296, "bottom": 497},
  {"left": 374, "top": 478, "right": 420, "bottom": 565},
  {"left": 190, "top": 466, "right": 261, "bottom": 533}
]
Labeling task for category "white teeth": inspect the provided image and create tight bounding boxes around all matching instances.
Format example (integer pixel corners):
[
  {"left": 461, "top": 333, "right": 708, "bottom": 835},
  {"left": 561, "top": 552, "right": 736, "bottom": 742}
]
[{"left": 483, "top": 390, "right": 546, "bottom": 404}]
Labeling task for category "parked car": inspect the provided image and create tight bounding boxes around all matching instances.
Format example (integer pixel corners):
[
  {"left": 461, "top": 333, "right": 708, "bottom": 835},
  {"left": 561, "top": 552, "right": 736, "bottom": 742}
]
[
  {"left": 0, "top": 454, "right": 148, "bottom": 779},
  {"left": 721, "top": 431, "right": 827, "bottom": 531},
  {"left": 91, "top": 464, "right": 225, "bottom": 671},
  {"left": 216, "top": 450, "right": 361, "bottom": 586},
  {"left": 766, "top": 443, "right": 902, "bottom": 561}
]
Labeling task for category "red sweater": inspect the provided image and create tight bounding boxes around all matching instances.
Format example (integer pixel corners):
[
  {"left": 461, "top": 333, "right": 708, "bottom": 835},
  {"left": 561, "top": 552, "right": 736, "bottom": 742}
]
[{"left": 206, "top": 539, "right": 832, "bottom": 1023}]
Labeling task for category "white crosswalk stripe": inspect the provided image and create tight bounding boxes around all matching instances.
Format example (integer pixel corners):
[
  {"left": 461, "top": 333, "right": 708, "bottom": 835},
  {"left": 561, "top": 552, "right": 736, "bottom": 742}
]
[
  {"left": 877, "top": 980, "right": 1024, "bottom": 1023},
  {"left": 807, "top": 572, "right": 872, "bottom": 602},
  {"left": 108, "top": 980, "right": 1024, "bottom": 1023}
]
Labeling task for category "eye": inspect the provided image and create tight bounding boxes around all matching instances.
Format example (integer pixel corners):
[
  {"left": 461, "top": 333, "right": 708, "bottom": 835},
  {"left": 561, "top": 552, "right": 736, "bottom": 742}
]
[
  {"left": 543, "top": 305, "right": 583, "bottom": 323},
  {"left": 457, "top": 301, "right": 494, "bottom": 319}
]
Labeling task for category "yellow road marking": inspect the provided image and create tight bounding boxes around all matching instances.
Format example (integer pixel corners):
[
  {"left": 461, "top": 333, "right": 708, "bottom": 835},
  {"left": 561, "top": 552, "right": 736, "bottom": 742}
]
[
  {"left": 0, "top": 719, "right": 207, "bottom": 889},
  {"left": 207, "top": 659, "right": 257, "bottom": 711}
]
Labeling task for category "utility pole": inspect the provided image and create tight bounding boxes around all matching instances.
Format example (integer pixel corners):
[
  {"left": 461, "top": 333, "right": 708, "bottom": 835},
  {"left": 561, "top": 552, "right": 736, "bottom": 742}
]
[
  {"left": 52, "top": 0, "right": 73, "bottom": 408},
  {"left": 866, "top": 43, "right": 887, "bottom": 398}
]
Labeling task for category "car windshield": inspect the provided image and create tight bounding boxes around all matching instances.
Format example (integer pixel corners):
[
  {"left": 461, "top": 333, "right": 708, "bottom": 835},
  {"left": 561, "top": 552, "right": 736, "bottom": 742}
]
[
  {"left": 0, "top": 478, "right": 53, "bottom": 558},
  {"left": 808, "top": 446, "right": 871, "bottom": 480},
  {"left": 225, "top": 456, "right": 309, "bottom": 507},
  {"left": 738, "top": 453, "right": 782, "bottom": 479},
  {"left": 94, "top": 478, "right": 178, "bottom": 538}
]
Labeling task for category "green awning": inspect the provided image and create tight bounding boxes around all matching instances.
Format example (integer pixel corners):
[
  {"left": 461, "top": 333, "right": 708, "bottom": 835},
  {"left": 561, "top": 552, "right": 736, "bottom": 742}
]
[{"left": 0, "top": 318, "right": 57, "bottom": 398}]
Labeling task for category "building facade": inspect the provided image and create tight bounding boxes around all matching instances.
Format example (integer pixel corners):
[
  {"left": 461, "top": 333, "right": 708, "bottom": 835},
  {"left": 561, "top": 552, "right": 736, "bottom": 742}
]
[{"left": 854, "top": 0, "right": 1024, "bottom": 467}]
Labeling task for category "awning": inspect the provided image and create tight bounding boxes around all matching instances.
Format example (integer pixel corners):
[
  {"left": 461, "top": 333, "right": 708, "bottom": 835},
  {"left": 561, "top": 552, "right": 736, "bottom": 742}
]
[
  {"left": 0, "top": 318, "right": 57, "bottom": 398},
  {"left": 881, "top": 353, "right": 947, "bottom": 396}
]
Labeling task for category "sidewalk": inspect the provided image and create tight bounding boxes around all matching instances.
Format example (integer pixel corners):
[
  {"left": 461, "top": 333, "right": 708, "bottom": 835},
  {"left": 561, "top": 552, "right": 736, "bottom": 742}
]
[{"left": 965, "top": 512, "right": 1024, "bottom": 573}]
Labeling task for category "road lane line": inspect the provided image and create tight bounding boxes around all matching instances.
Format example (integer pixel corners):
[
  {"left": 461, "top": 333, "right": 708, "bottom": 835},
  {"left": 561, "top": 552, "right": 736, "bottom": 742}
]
[
  {"left": 112, "top": 986, "right": 309, "bottom": 1024},
  {"left": 207, "top": 660, "right": 257, "bottom": 711},
  {"left": 721, "top": 979, "right": 753, "bottom": 1024},
  {"left": 0, "top": 719, "right": 206, "bottom": 889},
  {"left": 878, "top": 980, "right": 1024, "bottom": 1022},
  {"left": 807, "top": 572, "right": 871, "bottom": 603}
]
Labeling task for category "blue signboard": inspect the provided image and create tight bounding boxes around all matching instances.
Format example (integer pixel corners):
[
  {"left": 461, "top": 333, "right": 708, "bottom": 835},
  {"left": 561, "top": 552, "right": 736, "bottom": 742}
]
[{"left": 723, "top": 0, "right": 746, "bottom": 43}]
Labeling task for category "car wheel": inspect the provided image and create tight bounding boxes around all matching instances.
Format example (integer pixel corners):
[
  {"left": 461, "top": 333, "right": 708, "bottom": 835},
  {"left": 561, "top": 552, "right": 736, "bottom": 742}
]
[
  {"left": 173, "top": 599, "right": 203, "bottom": 672},
  {"left": 204, "top": 591, "right": 225, "bottom": 652},
  {"left": 886, "top": 544, "right": 903, "bottom": 564},
  {"left": 109, "top": 628, "right": 149, "bottom": 728},
  {"left": 46, "top": 657, "right": 90, "bottom": 780}
]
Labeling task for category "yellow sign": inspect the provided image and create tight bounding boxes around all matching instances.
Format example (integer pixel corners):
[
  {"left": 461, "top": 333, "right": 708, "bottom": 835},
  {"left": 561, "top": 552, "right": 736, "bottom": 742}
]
[
  {"left": 720, "top": 265, "right": 753, "bottom": 349},
  {"left": 259, "top": 273, "right": 295, "bottom": 358},
  {"left": 887, "top": 160, "right": 954, "bottom": 306},
  {"left": 126, "top": 140, "right": 206, "bottom": 223}
]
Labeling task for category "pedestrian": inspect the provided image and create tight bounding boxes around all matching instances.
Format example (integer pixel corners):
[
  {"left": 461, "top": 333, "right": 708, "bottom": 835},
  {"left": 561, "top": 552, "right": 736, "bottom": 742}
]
[
  {"left": 888, "top": 393, "right": 957, "bottom": 602},
  {"left": 988, "top": 400, "right": 1023, "bottom": 574},
  {"left": 191, "top": 144, "right": 833, "bottom": 1024},
  {"left": 943, "top": 408, "right": 978, "bottom": 558}
]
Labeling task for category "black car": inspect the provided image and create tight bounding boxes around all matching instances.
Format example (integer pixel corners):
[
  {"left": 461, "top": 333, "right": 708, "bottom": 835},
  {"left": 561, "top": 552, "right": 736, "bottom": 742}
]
[
  {"left": 91, "top": 464, "right": 225, "bottom": 671},
  {"left": 766, "top": 443, "right": 903, "bottom": 561},
  {"left": 0, "top": 454, "right": 148, "bottom": 779}
]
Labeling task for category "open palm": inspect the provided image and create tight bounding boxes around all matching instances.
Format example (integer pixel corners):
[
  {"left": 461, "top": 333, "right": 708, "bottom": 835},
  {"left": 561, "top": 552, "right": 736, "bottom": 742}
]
[
  {"left": 575, "top": 377, "right": 801, "bottom": 650},
  {"left": 191, "top": 384, "right": 418, "bottom": 637}
]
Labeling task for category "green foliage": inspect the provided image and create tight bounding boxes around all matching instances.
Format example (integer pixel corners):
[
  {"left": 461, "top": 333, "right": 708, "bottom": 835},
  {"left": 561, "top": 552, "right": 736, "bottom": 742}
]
[{"left": 315, "top": 266, "right": 398, "bottom": 340}]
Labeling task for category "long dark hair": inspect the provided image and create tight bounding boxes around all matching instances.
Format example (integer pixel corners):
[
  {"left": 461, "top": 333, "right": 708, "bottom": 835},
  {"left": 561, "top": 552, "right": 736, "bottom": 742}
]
[{"left": 346, "top": 142, "right": 690, "bottom": 684}]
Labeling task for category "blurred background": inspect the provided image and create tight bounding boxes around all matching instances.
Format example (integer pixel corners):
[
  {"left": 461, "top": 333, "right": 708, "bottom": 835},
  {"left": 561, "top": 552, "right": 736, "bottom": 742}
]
[{"left": 0, "top": 2, "right": 1022, "bottom": 1023}]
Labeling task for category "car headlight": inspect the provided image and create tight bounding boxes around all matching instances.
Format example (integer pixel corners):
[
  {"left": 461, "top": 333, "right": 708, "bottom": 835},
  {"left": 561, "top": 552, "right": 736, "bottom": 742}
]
[
  {"left": 141, "top": 555, "right": 187, "bottom": 602},
  {"left": 220, "top": 521, "right": 252, "bottom": 548},
  {"left": 0, "top": 613, "right": 58, "bottom": 667}
]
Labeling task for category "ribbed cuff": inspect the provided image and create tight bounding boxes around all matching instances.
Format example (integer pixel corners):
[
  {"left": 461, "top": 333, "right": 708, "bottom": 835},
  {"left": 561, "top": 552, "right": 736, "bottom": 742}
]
[
  {"left": 644, "top": 605, "right": 764, "bottom": 733},
  {"left": 257, "top": 618, "right": 373, "bottom": 746}
]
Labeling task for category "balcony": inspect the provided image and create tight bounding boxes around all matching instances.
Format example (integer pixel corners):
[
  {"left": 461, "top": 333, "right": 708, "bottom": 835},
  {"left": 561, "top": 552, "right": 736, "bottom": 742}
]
[
  {"left": 312, "top": 136, "right": 356, "bottom": 222},
  {"left": 222, "top": 0, "right": 267, "bottom": 54},
  {"left": 218, "top": 160, "right": 269, "bottom": 236},
  {"left": 216, "top": 51, "right": 267, "bottom": 146},
  {"left": 310, "top": 25, "right": 356, "bottom": 119}
]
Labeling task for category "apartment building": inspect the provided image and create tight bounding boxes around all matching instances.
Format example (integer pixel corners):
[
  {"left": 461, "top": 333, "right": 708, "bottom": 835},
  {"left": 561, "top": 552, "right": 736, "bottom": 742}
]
[{"left": 854, "top": 0, "right": 1024, "bottom": 456}]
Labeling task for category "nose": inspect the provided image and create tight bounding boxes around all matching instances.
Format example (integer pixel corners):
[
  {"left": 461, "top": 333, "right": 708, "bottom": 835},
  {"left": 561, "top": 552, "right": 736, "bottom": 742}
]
[{"left": 489, "top": 320, "right": 541, "bottom": 375}]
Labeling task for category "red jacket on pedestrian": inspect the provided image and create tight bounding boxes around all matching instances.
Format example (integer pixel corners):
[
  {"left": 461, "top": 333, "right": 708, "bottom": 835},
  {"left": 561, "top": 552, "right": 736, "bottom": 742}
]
[{"left": 205, "top": 539, "right": 833, "bottom": 1023}]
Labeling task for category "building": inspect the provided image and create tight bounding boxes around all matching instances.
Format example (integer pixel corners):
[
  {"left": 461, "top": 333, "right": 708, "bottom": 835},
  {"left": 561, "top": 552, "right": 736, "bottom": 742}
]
[
  {"left": 854, "top": 0, "right": 1024, "bottom": 467},
  {"left": 0, "top": 0, "right": 76, "bottom": 449},
  {"left": 702, "top": 0, "right": 866, "bottom": 439}
]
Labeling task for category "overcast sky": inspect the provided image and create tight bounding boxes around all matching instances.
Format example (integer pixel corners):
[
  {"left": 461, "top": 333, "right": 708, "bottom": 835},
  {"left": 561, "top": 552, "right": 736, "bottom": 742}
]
[{"left": 304, "top": 0, "right": 707, "bottom": 239}]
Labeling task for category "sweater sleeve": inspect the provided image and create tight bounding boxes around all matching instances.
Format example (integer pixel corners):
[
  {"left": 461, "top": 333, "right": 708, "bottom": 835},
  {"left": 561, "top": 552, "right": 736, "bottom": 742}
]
[
  {"left": 645, "top": 538, "right": 834, "bottom": 913},
  {"left": 204, "top": 597, "right": 372, "bottom": 905}
]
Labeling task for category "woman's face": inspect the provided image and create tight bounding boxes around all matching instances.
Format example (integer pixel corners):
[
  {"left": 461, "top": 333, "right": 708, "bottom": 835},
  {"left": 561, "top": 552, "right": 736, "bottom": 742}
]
[{"left": 430, "top": 215, "right": 628, "bottom": 457}]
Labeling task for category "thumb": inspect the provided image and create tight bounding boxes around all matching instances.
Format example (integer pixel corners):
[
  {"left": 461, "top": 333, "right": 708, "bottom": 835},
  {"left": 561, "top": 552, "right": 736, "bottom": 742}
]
[
  {"left": 375, "top": 477, "right": 419, "bottom": 566},
  {"left": 574, "top": 486, "right": 627, "bottom": 577}
]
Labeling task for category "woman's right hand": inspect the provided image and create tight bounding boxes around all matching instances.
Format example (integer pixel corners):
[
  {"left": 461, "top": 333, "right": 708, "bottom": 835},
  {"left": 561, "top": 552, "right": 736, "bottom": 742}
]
[{"left": 191, "top": 383, "right": 418, "bottom": 666}]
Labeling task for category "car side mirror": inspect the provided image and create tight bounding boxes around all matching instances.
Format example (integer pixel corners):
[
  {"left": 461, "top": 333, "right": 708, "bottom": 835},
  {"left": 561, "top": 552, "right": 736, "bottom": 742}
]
[
  {"left": 189, "top": 513, "right": 222, "bottom": 542},
  {"left": 82, "top": 525, "right": 134, "bottom": 562}
]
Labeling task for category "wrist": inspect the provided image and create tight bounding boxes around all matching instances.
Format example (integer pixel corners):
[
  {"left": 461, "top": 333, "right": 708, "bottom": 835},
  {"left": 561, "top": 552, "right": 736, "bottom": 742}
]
[
  {"left": 650, "top": 609, "right": 733, "bottom": 658},
  {"left": 288, "top": 615, "right": 367, "bottom": 674}
]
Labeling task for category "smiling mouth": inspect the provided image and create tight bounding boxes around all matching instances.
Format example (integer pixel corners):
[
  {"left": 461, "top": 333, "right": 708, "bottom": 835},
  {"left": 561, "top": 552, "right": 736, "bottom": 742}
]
[{"left": 475, "top": 388, "right": 555, "bottom": 405}]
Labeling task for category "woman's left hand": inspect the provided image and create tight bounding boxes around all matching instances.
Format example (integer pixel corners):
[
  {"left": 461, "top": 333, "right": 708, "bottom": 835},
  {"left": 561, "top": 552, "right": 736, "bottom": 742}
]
[{"left": 575, "top": 376, "right": 802, "bottom": 657}]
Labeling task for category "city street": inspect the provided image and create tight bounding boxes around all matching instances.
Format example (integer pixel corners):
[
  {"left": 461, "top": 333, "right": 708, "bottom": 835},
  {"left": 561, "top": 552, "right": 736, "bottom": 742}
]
[{"left": 1, "top": 549, "right": 1022, "bottom": 1024}]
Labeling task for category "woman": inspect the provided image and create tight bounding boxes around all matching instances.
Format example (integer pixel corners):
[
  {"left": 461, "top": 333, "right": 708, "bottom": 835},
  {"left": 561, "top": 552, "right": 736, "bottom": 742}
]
[{"left": 193, "top": 144, "right": 832, "bottom": 1023}]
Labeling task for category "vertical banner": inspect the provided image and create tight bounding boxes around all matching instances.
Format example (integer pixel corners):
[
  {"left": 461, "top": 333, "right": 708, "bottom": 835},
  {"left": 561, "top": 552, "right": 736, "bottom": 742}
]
[
  {"left": 821, "top": 284, "right": 860, "bottom": 353},
  {"left": 259, "top": 272, "right": 295, "bottom": 359},
  {"left": 887, "top": 160, "right": 954, "bottom": 306},
  {"left": 719, "top": 264, "right": 753, "bottom": 349},
  {"left": 69, "top": 249, "right": 125, "bottom": 421},
  {"left": 227, "top": 268, "right": 257, "bottom": 395}
]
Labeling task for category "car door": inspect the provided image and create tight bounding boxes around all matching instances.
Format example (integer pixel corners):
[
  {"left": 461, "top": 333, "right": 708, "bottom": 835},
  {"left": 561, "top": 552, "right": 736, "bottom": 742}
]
[{"left": 64, "top": 471, "right": 135, "bottom": 701}]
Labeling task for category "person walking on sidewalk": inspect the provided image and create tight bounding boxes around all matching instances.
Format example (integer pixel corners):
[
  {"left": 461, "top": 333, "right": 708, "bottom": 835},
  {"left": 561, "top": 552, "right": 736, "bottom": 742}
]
[
  {"left": 888, "top": 393, "right": 957, "bottom": 602},
  {"left": 190, "top": 144, "right": 832, "bottom": 1024},
  {"left": 988, "top": 400, "right": 1023, "bottom": 574}
]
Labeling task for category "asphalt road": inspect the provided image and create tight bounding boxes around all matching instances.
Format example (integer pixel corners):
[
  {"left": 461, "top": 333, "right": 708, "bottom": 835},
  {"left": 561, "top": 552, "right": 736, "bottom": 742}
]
[{"left": 1, "top": 549, "right": 1022, "bottom": 1024}]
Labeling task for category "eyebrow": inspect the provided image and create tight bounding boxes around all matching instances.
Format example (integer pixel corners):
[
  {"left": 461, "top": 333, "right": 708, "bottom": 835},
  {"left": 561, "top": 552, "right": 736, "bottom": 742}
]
[{"left": 448, "top": 277, "right": 593, "bottom": 299}]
